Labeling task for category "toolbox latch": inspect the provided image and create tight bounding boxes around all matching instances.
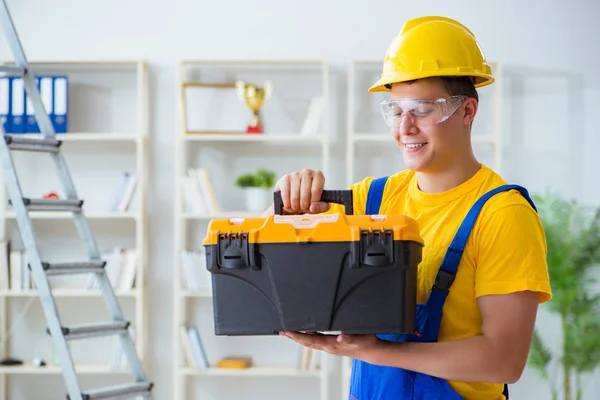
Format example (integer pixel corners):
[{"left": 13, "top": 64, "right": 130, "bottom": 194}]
[
  {"left": 351, "top": 229, "right": 394, "bottom": 268},
  {"left": 216, "top": 232, "right": 259, "bottom": 271}
]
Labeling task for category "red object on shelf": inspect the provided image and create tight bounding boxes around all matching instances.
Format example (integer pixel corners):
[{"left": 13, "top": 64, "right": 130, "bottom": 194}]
[
  {"left": 43, "top": 192, "right": 59, "bottom": 199},
  {"left": 246, "top": 125, "right": 263, "bottom": 134}
]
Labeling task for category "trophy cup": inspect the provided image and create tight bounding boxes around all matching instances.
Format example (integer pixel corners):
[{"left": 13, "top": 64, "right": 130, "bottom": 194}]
[{"left": 235, "top": 80, "right": 273, "bottom": 134}]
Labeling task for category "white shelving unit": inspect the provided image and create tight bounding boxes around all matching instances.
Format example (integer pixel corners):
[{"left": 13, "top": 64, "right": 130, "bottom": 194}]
[
  {"left": 345, "top": 59, "right": 504, "bottom": 187},
  {"left": 0, "top": 60, "right": 149, "bottom": 400},
  {"left": 173, "top": 59, "right": 331, "bottom": 400}
]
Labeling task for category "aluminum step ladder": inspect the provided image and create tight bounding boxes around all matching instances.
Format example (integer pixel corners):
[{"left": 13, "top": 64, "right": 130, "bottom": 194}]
[{"left": 0, "top": 1, "right": 153, "bottom": 399}]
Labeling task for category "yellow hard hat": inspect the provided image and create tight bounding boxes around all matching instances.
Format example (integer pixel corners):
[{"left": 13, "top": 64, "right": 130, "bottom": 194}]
[{"left": 369, "top": 16, "right": 494, "bottom": 92}]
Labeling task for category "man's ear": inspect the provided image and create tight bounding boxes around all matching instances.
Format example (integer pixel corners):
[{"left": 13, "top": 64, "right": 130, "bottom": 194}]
[{"left": 463, "top": 97, "right": 478, "bottom": 126}]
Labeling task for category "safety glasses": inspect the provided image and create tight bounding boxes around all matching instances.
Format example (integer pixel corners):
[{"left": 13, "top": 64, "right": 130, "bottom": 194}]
[{"left": 380, "top": 95, "right": 467, "bottom": 128}]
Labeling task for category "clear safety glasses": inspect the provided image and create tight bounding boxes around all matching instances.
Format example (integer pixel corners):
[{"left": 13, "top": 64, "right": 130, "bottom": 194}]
[{"left": 380, "top": 95, "right": 467, "bottom": 128}]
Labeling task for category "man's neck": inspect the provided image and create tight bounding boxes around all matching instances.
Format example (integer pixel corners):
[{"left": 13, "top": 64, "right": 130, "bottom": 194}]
[{"left": 415, "top": 159, "right": 482, "bottom": 194}]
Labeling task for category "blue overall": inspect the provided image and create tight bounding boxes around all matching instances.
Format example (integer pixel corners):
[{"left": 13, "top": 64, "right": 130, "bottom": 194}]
[{"left": 348, "top": 176, "right": 537, "bottom": 400}]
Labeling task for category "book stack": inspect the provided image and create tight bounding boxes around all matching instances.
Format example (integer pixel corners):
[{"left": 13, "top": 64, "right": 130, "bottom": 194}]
[
  {"left": 179, "top": 249, "right": 211, "bottom": 294},
  {"left": 86, "top": 247, "right": 138, "bottom": 291},
  {"left": 179, "top": 324, "right": 209, "bottom": 369},
  {"left": 181, "top": 168, "right": 220, "bottom": 215},
  {"left": 0, "top": 241, "right": 35, "bottom": 291},
  {"left": 109, "top": 172, "right": 137, "bottom": 212}
]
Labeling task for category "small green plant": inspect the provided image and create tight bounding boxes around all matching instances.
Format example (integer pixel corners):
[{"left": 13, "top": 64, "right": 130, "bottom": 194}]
[{"left": 235, "top": 169, "right": 276, "bottom": 189}]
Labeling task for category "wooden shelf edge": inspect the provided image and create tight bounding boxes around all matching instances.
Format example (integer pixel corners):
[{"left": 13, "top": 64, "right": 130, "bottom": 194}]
[
  {"left": 179, "top": 366, "right": 322, "bottom": 377},
  {"left": 3, "top": 211, "right": 139, "bottom": 220},
  {"left": 183, "top": 133, "right": 325, "bottom": 143},
  {"left": 0, "top": 289, "right": 138, "bottom": 298},
  {"left": 0, "top": 363, "right": 132, "bottom": 375}
]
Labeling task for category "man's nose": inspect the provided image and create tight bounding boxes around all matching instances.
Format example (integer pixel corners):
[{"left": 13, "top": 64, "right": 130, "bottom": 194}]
[{"left": 397, "top": 112, "right": 418, "bottom": 136}]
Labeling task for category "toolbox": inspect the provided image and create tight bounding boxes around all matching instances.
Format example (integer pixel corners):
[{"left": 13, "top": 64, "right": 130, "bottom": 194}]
[{"left": 202, "top": 190, "right": 423, "bottom": 336}]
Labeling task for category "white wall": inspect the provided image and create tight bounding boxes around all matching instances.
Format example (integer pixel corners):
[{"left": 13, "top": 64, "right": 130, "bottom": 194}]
[{"left": 1, "top": 0, "right": 599, "bottom": 399}]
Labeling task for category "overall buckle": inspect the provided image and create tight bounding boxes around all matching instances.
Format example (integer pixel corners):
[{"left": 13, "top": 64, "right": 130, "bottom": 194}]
[{"left": 433, "top": 269, "right": 455, "bottom": 294}]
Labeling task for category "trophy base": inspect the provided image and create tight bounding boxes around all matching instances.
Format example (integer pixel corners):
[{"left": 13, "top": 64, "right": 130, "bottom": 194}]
[{"left": 246, "top": 125, "right": 263, "bottom": 134}]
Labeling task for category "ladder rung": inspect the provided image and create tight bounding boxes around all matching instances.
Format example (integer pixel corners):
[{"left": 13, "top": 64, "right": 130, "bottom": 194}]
[
  {"left": 0, "top": 64, "right": 25, "bottom": 75},
  {"left": 49, "top": 321, "right": 130, "bottom": 341},
  {"left": 4, "top": 135, "right": 62, "bottom": 152},
  {"left": 68, "top": 382, "right": 153, "bottom": 400},
  {"left": 17, "top": 197, "right": 83, "bottom": 212},
  {"left": 41, "top": 260, "right": 106, "bottom": 276}
]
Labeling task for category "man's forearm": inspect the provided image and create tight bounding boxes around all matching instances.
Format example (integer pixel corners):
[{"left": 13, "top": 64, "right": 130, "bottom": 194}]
[{"left": 362, "top": 335, "right": 523, "bottom": 384}]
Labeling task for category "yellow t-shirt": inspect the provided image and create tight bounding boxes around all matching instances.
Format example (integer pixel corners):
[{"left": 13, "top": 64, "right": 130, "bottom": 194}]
[{"left": 328, "top": 164, "right": 552, "bottom": 400}]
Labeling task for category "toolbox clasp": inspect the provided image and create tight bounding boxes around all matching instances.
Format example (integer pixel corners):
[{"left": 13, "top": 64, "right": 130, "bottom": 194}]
[
  {"left": 215, "top": 232, "right": 259, "bottom": 271},
  {"left": 350, "top": 229, "right": 395, "bottom": 268}
]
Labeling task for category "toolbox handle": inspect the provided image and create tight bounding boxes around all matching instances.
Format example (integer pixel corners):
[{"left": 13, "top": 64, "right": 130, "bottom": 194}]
[{"left": 273, "top": 190, "right": 354, "bottom": 215}]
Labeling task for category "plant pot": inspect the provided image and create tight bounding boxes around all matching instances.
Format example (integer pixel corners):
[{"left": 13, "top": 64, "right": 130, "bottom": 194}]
[{"left": 243, "top": 187, "right": 272, "bottom": 213}]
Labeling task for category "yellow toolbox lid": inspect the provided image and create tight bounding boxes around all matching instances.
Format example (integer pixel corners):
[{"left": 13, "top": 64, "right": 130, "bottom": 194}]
[{"left": 202, "top": 213, "right": 423, "bottom": 246}]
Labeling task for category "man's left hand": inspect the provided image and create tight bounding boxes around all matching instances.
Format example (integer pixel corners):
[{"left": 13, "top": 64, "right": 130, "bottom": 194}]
[{"left": 279, "top": 331, "right": 385, "bottom": 360}]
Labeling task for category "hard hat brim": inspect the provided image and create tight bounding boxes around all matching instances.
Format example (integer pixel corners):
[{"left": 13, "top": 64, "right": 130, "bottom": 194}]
[{"left": 368, "top": 72, "right": 495, "bottom": 93}]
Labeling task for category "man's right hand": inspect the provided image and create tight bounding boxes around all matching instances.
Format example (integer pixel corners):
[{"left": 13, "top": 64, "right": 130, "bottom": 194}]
[{"left": 272, "top": 168, "right": 330, "bottom": 215}]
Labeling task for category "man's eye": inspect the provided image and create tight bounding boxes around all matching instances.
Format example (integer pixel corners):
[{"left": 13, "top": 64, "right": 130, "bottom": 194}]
[{"left": 413, "top": 106, "right": 432, "bottom": 116}]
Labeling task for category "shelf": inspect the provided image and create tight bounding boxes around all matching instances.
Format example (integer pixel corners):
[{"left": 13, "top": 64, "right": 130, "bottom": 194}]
[
  {"left": 180, "top": 59, "right": 325, "bottom": 66},
  {"left": 181, "top": 290, "right": 212, "bottom": 298},
  {"left": 184, "top": 211, "right": 263, "bottom": 220},
  {"left": 174, "top": 58, "right": 330, "bottom": 400},
  {"left": 0, "top": 58, "right": 150, "bottom": 400},
  {"left": 184, "top": 133, "right": 324, "bottom": 144},
  {"left": 0, "top": 289, "right": 137, "bottom": 298},
  {"left": 16, "top": 60, "right": 143, "bottom": 73},
  {"left": 11, "top": 133, "right": 139, "bottom": 142},
  {"left": 351, "top": 133, "right": 496, "bottom": 144},
  {"left": 0, "top": 364, "right": 131, "bottom": 375},
  {"left": 17, "top": 59, "right": 142, "bottom": 66},
  {"left": 180, "top": 366, "right": 321, "bottom": 377},
  {"left": 4, "top": 211, "right": 138, "bottom": 220},
  {"left": 351, "top": 133, "right": 392, "bottom": 142}
]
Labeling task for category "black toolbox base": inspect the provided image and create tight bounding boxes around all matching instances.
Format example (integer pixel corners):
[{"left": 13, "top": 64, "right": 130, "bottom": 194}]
[{"left": 206, "top": 239, "right": 421, "bottom": 336}]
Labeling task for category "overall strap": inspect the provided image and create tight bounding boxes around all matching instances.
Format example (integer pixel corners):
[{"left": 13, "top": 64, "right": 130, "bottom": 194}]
[
  {"left": 438, "top": 183, "right": 536, "bottom": 283},
  {"left": 365, "top": 176, "right": 389, "bottom": 214},
  {"left": 422, "top": 184, "right": 537, "bottom": 338}
]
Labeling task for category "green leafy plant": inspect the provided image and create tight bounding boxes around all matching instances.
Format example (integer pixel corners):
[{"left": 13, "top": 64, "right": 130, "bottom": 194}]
[
  {"left": 235, "top": 169, "right": 276, "bottom": 189},
  {"left": 527, "top": 190, "right": 600, "bottom": 400}
]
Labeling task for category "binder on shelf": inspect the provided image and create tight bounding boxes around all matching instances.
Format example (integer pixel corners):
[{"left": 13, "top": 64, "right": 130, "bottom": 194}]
[
  {"left": 0, "top": 76, "right": 11, "bottom": 134},
  {"left": 1, "top": 74, "right": 69, "bottom": 134},
  {"left": 25, "top": 76, "right": 40, "bottom": 133},
  {"left": 26, "top": 75, "right": 55, "bottom": 134},
  {"left": 52, "top": 75, "right": 68, "bottom": 133},
  {"left": 10, "top": 76, "right": 24, "bottom": 133}
]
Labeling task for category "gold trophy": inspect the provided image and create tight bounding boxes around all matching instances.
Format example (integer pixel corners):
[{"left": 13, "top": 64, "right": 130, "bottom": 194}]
[{"left": 235, "top": 80, "right": 273, "bottom": 134}]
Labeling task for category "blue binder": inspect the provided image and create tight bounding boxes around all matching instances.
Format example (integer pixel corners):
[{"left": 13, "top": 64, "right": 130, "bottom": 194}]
[
  {"left": 10, "top": 76, "right": 24, "bottom": 133},
  {"left": 0, "top": 76, "right": 11, "bottom": 133},
  {"left": 25, "top": 76, "right": 40, "bottom": 133},
  {"left": 6, "top": 74, "right": 68, "bottom": 134},
  {"left": 52, "top": 75, "right": 68, "bottom": 133}
]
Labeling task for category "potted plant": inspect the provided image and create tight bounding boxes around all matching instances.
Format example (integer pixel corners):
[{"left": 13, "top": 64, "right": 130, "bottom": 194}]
[
  {"left": 527, "top": 190, "right": 600, "bottom": 400},
  {"left": 235, "top": 169, "right": 276, "bottom": 213}
]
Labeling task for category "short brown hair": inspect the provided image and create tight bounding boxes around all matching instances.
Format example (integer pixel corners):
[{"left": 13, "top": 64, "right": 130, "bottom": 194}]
[
  {"left": 384, "top": 76, "right": 479, "bottom": 102},
  {"left": 439, "top": 76, "right": 479, "bottom": 102}
]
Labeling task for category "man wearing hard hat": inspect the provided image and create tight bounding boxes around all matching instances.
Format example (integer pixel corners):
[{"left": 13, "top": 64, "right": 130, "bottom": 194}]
[{"left": 277, "top": 16, "right": 552, "bottom": 400}]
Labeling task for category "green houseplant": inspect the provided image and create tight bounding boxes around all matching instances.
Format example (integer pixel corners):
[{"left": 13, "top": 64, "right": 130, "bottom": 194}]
[
  {"left": 235, "top": 169, "right": 276, "bottom": 213},
  {"left": 527, "top": 190, "right": 600, "bottom": 400}
]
